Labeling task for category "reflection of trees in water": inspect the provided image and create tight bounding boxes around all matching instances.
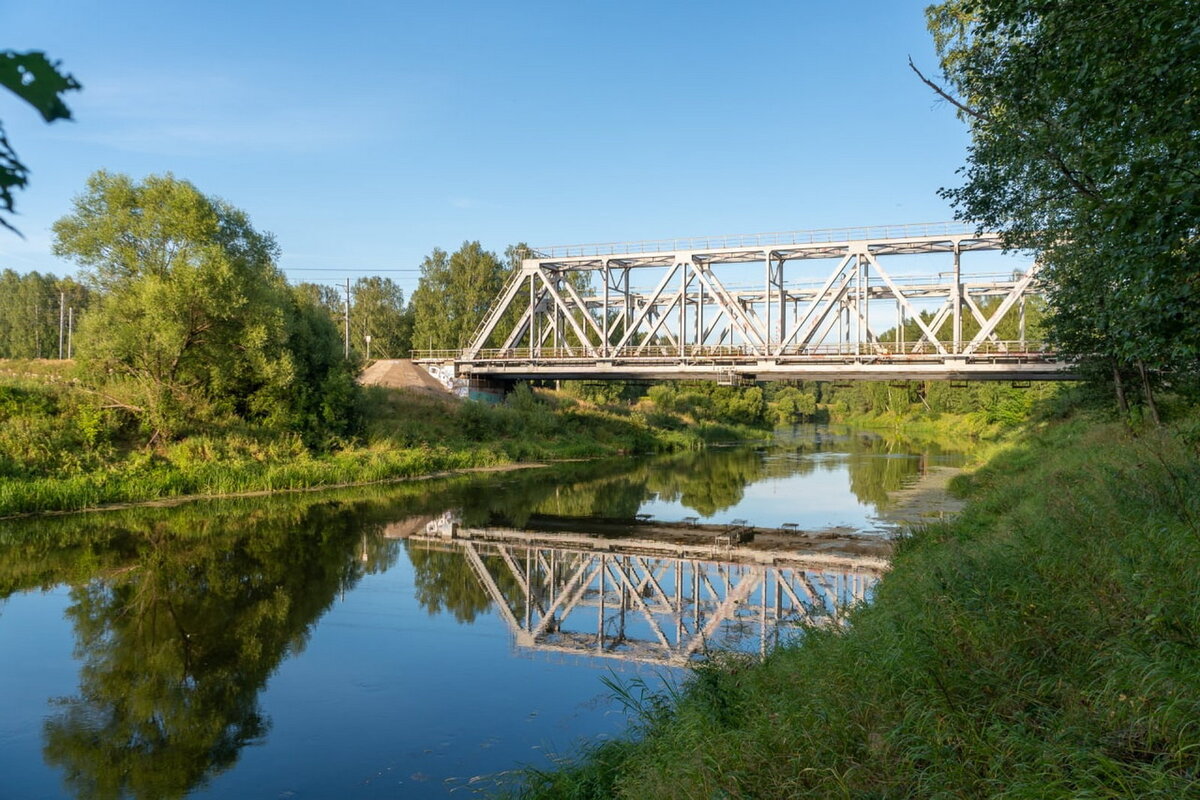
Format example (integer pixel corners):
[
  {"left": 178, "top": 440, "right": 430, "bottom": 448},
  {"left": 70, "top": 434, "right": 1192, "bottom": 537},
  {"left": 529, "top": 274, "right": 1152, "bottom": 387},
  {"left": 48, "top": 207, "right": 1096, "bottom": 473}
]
[
  {"left": 0, "top": 497, "right": 401, "bottom": 800},
  {"left": 408, "top": 546, "right": 523, "bottom": 624},
  {"left": 485, "top": 426, "right": 973, "bottom": 522},
  {"left": 841, "top": 429, "right": 966, "bottom": 509},
  {"left": 644, "top": 448, "right": 769, "bottom": 516}
]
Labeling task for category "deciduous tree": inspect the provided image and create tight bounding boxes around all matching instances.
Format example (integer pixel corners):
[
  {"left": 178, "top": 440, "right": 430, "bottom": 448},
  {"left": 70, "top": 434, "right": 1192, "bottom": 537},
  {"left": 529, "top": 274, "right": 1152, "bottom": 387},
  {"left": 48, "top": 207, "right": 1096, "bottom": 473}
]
[
  {"left": 409, "top": 241, "right": 508, "bottom": 352},
  {"left": 351, "top": 276, "right": 411, "bottom": 358},
  {"left": 920, "top": 0, "right": 1200, "bottom": 410},
  {"left": 53, "top": 171, "right": 358, "bottom": 441}
]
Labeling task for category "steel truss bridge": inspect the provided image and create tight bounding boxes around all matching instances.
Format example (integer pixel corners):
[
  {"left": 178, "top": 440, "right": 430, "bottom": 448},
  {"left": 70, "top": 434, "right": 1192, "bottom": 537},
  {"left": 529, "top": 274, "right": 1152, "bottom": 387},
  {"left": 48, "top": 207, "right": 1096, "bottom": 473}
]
[
  {"left": 415, "top": 222, "right": 1075, "bottom": 382},
  {"left": 404, "top": 515, "right": 886, "bottom": 667}
]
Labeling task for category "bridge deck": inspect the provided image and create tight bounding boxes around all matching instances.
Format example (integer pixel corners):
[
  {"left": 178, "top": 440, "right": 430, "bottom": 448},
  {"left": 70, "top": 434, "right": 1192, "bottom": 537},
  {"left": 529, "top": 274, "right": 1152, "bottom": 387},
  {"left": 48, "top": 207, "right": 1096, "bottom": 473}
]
[{"left": 416, "top": 343, "right": 1074, "bottom": 382}]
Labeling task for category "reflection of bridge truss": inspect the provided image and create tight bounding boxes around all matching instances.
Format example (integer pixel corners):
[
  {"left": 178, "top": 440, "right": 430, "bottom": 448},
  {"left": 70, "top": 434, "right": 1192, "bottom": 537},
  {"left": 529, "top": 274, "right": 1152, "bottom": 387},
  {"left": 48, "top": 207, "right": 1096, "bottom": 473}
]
[
  {"left": 408, "top": 521, "right": 884, "bottom": 667},
  {"left": 415, "top": 222, "right": 1074, "bottom": 381}
]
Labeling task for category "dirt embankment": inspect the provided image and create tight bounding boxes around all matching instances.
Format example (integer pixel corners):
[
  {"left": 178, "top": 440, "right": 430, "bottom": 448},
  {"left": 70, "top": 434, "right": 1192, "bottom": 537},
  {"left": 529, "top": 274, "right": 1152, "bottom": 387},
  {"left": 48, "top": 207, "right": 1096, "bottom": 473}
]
[{"left": 358, "top": 359, "right": 454, "bottom": 398}]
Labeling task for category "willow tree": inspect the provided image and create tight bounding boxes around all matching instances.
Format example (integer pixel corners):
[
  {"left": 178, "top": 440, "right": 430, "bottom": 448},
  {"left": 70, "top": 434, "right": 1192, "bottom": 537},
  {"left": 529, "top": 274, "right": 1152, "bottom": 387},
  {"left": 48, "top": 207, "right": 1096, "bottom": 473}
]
[
  {"left": 53, "top": 171, "right": 358, "bottom": 441},
  {"left": 920, "top": 0, "right": 1200, "bottom": 413}
]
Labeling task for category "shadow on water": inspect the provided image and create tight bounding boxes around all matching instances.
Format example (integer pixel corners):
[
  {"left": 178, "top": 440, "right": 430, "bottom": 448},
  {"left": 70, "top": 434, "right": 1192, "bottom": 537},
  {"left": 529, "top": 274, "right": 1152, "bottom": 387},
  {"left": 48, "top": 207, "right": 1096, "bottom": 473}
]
[{"left": 0, "top": 424, "right": 974, "bottom": 799}]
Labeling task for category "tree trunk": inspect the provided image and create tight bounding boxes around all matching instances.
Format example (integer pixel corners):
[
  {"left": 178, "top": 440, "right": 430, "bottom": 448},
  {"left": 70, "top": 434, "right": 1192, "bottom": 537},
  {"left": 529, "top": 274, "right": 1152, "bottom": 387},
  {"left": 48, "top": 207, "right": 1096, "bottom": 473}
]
[
  {"left": 1111, "top": 362, "right": 1129, "bottom": 415},
  {"left": 1136, "top": 359, "right": 1161, "bottom": 425}
]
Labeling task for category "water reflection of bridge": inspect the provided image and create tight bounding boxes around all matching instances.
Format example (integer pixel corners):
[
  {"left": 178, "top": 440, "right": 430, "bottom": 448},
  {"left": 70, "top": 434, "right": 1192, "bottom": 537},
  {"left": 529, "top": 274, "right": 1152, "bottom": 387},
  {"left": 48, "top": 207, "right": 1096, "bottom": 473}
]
[{"left": 401, "top": 515, "right": 889, "bottom": 667}]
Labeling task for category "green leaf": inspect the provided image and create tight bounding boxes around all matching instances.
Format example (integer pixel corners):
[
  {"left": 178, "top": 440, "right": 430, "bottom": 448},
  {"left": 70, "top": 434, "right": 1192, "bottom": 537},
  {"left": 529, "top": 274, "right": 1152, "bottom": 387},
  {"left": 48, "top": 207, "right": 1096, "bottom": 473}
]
[{"left": 0, "top": 50, "right": 81, "bottom": 122}]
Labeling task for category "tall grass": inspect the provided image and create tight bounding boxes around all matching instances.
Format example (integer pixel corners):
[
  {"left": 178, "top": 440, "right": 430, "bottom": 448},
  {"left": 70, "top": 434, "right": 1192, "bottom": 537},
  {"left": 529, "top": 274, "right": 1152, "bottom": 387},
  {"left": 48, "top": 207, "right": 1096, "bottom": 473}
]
[
  {"left": 0, "top": 368, "right": 762, "bottom": 515},
  {"left": 508, "top": 414, "right": 1200, "bottom": 798}
]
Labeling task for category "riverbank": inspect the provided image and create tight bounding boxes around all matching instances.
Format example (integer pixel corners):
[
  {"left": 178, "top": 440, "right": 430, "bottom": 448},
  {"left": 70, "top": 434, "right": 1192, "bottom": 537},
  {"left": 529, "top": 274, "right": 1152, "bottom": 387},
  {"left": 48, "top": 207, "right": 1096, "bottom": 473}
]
[
  {"left": 0, "top": 361, "right": 764, "bottom": 516},
  {"left": 510, "top": 411, "right": 1200, "bottom": 798}
]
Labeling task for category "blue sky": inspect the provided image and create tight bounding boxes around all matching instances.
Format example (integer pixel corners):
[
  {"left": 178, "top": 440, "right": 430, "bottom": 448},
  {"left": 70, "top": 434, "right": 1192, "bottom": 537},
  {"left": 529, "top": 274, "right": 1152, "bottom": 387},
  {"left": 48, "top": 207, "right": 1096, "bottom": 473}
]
[{"left": 0, "top": 1, "right": 981, "bottom": 296}]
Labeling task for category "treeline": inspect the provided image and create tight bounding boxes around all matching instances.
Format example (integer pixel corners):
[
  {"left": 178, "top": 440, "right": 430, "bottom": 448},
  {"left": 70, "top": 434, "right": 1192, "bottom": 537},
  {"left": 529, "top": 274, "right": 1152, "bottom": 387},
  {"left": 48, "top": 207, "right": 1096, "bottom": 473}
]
[
  {"left": 565, "top": 377, "right": 1051, "bottom": 435},
  {"left": 5, "top": 242, "right": 527, "bottom": 368},
  {"left": 0, "top": 270, "right": 88, "bottom": 358},
  {"left": 290, "top": 240, "right": 531, "bottom": 360}
]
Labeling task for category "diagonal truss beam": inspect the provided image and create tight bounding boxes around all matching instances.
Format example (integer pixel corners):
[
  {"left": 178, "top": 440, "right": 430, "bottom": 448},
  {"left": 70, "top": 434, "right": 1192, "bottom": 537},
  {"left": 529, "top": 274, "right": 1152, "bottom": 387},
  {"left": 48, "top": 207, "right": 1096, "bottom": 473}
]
[
  {"left": 775, "top": 254, "right": 855, "bottom": 355},
  {"left": 863, "top": 252, "right": 949, "bottom": 355},
  {"left": 690, "top": 263, "right": 767, "bottom": 353},
  {"left": 611, "top": 263, "right": 681, "bottom": 351},
  {"left": 964, "top": 262, "right": 1042, "bottom": 354},
  {"left": 535, "top": 269, "right": 599, "bottom": 357},
  {"left": 465, "top": 270, "right": 529, "bottom": 359}
]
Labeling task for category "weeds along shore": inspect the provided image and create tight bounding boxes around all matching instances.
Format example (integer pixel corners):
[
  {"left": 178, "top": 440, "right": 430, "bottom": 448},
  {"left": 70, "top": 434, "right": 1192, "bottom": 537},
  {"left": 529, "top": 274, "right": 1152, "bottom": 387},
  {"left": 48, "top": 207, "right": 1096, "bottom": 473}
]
[
  {"left": 0, "top": 363, "right": 764, "bottom": 517},
  {"left": 508, "top": 411, "right": 1200, "bottom": 799}
]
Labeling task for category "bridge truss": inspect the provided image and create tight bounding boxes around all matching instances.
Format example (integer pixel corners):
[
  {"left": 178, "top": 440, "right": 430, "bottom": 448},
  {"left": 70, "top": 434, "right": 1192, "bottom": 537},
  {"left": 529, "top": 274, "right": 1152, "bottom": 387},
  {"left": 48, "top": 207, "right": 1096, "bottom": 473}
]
[
  {"left": 419, "top": 222, "right": 1074, "bottom": 381},
  {"left": 407, "top": 520, "right": 883, "bottom": 667}
]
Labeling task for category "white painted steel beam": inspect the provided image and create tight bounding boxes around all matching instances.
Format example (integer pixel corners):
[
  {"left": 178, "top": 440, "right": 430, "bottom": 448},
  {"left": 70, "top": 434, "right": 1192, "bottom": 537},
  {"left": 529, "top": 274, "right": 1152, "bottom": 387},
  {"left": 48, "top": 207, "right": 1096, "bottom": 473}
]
[{"left": 421, "top": 225, "right": 1071, "bottom": 381}]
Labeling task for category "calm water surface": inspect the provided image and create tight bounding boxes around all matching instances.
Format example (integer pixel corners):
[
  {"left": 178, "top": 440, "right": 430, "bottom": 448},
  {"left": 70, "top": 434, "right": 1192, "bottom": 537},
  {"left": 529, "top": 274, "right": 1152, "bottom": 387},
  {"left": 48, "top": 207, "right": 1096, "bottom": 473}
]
[{"left": 0, "top": 426, "right": 970, "bottom": 799}]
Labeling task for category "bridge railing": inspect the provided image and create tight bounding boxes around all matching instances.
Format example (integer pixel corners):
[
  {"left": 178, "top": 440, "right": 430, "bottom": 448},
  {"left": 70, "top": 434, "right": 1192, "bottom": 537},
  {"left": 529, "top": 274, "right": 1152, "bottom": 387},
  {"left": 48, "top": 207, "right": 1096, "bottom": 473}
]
[
  {"left": 412, "top": 340, "right": 1053, "bottom": 363},
  {"left": 531, "top": 221, "right": 984, "bottom": 259}
]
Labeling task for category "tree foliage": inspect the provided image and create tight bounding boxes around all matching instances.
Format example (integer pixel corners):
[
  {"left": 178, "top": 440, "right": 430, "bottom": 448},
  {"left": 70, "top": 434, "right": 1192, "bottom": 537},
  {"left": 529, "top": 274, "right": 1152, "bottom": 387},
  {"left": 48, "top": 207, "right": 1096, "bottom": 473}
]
[
  {"left": 52, "top": 171, "right": 358, "bottom": 441},
  {"left": 922, "top": 0, "right": 1200, "bottom": 402},
  {"left": 0, "top": 50, "right": 81, "bottom": 234},
  {"left": 408, "top": 237, "right": 530, "bottom": 350},
  {"left": 409, "top": 241, "right": 508, "bottom": 352},
  {"left": 351, "top": 276, "right": 411, "bottom": 358}
]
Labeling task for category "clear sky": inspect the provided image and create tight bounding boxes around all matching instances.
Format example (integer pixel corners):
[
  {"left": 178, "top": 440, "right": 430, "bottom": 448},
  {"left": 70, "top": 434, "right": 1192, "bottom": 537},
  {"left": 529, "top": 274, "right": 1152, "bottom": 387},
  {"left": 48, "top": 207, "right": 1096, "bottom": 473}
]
[{"left": 0, "top": 1, "right": 983, "bottom": 297}]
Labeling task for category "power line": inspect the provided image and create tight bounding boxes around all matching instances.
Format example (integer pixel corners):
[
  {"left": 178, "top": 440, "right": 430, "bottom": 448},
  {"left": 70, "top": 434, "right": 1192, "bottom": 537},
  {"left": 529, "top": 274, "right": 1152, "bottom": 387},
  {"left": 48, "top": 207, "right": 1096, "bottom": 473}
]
[{"left": 284, "top": 267, "right": 422, "bottom": 273}]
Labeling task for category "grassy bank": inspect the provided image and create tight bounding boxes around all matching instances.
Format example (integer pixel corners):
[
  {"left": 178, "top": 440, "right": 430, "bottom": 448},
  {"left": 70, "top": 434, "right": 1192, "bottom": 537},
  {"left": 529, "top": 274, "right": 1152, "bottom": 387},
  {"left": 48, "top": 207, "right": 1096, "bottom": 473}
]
[
  {"left": 512, "top": 412, "right": 1200, "bottom": 798},
  {"left": 0, "top": 361, "right": 762, "bottom": 516}
]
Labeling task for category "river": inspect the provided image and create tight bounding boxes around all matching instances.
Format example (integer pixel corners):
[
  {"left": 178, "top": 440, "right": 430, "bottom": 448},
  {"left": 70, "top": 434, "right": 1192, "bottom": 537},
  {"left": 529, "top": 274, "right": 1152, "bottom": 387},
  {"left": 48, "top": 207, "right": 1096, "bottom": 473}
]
[{"left": 0, "top": 426, "right": 971, "bottom": 799}]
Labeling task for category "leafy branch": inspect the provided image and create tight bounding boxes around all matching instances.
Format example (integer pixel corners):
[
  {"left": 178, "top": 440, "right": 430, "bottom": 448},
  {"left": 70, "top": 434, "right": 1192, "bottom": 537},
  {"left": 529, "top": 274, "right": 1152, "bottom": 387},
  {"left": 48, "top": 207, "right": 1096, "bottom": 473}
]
[{"left": 0, "top": 50, "right": 81, "bottom": 235}]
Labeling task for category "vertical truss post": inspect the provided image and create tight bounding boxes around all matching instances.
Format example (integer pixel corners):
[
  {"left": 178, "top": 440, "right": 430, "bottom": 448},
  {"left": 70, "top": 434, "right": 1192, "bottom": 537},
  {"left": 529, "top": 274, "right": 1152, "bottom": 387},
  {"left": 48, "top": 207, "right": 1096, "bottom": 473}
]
[
  {"left": 764, "top": 251, "right": 772, "bottom": 351},
  {"left": 598, "top": 554, "right": 606, "bottom": 651},
  {"left": 553, "top": 278, "right": 561, "bottom": 354},
  {"left": 1019, "top": 295, "right": 1026, "bottom": 350},
  {"left": 530, "top": 272, "right": 539, "bottom": 359},
  {"left": 602, "top": 261, "right": 610, "bottom": 357},
  {"left": 679, "top": 258, "right": 687, "bottom": 359},
  {"left": 863, "top": 254, "right": 870, "bottom": 353},
  {"left": 525, "top": 548, "right": 533, "bottom": 629},
  {"left": 855, "top": 254, "right": 864, "bottom": 357},
  {"left": 953, "top": 244, "right": 962, "bottom": 355},
  {"left": 623, "top": 268, "right": 631, "bottom": 348},
  {"left": 775, "top": 255, "right": 786, "bottom": 347},
  {"left": 759, "top": 572, "right": 768, "bottom": 657}
]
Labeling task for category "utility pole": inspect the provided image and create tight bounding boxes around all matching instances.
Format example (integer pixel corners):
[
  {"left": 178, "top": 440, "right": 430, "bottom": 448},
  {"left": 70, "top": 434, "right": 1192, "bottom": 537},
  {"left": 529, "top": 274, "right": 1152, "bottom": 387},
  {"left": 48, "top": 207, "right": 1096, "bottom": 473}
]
[
  {"left": 67, "top": 308, "right": 74, "bottom": 359},
  {"left": 58, "top": 291, "right": 65, "bottom": 359},
  {"left": 344, "top": 277, "right": 351, "bottom": 359}
]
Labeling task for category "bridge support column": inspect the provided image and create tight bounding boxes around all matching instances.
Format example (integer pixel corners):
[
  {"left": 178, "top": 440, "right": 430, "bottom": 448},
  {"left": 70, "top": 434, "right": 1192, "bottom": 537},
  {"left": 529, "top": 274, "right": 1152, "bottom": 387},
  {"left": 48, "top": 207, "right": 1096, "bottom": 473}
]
[{"left": 466, "top": 376, "right": 516, "bottom": 403}]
